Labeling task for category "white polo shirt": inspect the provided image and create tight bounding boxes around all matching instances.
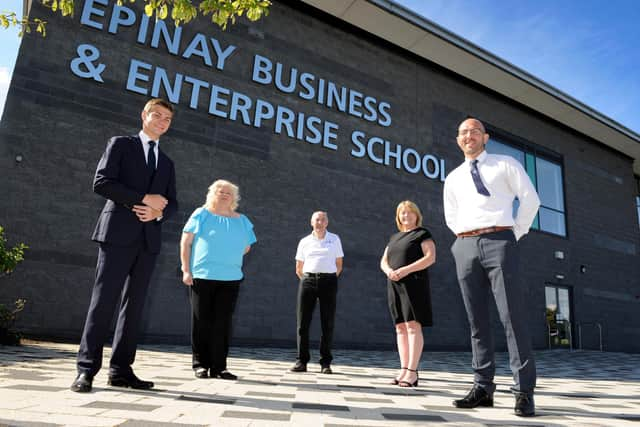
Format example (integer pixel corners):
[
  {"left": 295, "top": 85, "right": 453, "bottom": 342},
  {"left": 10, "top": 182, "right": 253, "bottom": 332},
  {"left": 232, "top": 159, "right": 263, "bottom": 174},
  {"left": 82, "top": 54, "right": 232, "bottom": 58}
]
[{"left": 295, "top": 231, "right": 344, "bottom": 274}]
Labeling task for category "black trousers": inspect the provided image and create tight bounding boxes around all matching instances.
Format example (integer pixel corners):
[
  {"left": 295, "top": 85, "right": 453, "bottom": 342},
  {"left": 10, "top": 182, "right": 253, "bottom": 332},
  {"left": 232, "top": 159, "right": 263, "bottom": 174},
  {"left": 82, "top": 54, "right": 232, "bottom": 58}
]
[
  {"left": 296, "top": 273, "right": 338, "bottom": 367},
  {"left": 451, "top": 230, "right": 536, "bottom": 394},
  {"left": 77, "top": 240, "right": 157, "bottom": 377},
  {"left": 190, "top": 278, "right": 240, "bottom": 373}
]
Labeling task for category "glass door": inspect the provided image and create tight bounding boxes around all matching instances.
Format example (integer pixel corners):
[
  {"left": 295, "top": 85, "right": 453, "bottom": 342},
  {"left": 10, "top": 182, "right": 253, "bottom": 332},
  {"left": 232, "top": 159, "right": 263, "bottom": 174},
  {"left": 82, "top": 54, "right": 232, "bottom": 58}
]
[{"left": 545, "top": 285, "right": 572, "bottom": 348}]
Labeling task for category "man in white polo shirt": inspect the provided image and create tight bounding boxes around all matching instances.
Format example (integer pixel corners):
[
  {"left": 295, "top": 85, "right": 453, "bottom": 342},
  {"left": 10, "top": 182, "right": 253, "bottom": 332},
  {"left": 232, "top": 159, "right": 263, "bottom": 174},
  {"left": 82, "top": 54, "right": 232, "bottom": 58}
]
[{"left": 290, "top": 211, "right": 344, "bottom": 374}]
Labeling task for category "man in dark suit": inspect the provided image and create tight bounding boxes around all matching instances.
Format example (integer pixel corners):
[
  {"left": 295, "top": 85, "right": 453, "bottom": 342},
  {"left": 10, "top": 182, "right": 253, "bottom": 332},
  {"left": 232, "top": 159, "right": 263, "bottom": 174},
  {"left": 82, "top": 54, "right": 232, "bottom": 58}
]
[{"left": 71, "top": 99, "right": 178, "bottom": 393}]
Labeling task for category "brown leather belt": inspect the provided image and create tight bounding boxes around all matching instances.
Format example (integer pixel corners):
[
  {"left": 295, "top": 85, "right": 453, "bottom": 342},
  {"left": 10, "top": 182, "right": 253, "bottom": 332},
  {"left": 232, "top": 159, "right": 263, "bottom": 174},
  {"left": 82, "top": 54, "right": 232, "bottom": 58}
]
[{"left": 457, "top": 226, "right": 512, "bottom": 238}]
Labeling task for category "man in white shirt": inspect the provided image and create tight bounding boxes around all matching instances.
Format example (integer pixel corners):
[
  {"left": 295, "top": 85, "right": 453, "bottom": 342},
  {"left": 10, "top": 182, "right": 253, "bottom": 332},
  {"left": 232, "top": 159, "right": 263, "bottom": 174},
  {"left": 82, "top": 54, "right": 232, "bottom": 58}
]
[
  {"left": 443, "top": 118, "right": 540, "bottom": 417},
  {"left": 290, "top": 211, "right": 344, "bottom": 374}
]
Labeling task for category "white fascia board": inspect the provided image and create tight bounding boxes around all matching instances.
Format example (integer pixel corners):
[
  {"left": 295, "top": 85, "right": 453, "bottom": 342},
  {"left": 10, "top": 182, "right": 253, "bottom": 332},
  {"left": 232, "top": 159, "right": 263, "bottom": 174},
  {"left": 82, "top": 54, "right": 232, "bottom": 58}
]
[{"left": 300, "top": 0, "right": 640, "bottom": 175}]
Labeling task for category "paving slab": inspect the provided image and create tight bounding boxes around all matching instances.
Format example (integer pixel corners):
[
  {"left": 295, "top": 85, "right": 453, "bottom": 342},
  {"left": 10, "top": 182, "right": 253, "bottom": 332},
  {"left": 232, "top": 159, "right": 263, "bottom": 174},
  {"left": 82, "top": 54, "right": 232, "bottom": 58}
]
[{"left": 0, "top": 342, "right": 639, "bottom": 426}]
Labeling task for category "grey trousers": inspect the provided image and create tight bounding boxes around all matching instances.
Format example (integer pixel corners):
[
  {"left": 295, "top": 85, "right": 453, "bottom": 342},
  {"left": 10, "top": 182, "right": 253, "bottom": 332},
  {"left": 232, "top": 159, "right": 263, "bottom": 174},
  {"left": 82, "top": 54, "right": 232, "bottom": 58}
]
[{"left": 451, "top": 230, "right": 536, "bottom": 394}]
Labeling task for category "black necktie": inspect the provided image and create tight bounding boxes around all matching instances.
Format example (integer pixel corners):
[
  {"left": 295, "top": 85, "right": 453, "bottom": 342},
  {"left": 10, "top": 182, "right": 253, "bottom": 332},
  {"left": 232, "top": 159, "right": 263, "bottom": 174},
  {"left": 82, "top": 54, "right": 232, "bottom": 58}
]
[
  {"left": 470, "top": 159, "right": 490, "bottom": 196},
  {"left": 147, "top": 141, "right": 156, "bottom": 172}
]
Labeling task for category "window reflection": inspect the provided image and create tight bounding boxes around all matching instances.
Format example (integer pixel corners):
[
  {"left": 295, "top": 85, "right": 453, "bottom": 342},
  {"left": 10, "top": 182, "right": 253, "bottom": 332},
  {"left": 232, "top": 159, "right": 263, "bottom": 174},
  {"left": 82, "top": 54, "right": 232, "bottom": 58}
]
[
  {"left": 487, "top": 138, "right": 566, "bottom": 236},
  {"left": 537, "top": 158, "right": 564, "bottom": 211},
  {"left": 636, "top": 195, "right": 640, "bottom": 229}
]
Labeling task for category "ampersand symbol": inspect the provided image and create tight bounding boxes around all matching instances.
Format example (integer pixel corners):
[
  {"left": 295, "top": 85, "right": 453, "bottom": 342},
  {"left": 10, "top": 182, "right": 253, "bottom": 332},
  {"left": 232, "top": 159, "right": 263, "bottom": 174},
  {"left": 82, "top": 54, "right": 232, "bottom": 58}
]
[{"left": 70, "top": 44, "right": 106, "bottom": 82}]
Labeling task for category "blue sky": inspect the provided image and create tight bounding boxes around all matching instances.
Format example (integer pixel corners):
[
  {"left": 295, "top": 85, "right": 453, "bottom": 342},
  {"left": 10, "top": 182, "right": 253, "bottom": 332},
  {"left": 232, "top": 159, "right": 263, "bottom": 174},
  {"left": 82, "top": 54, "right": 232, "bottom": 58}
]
[
  {"left": 394, "top": 0, "right": 640, "bottom": 135},
  {"left": 1, "top": 0, "right": 639, "bottom": 135}
]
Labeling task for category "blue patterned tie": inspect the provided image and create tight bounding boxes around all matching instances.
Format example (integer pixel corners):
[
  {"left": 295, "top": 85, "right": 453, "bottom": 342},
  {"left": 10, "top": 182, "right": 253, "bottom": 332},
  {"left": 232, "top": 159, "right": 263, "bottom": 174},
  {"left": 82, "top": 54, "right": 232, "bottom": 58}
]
[
  {"left": 470, "top": 159, "right": 490, "bottom": 196},
  {"left": 147, "top": 141, "right": 156, "bottom": 172}
]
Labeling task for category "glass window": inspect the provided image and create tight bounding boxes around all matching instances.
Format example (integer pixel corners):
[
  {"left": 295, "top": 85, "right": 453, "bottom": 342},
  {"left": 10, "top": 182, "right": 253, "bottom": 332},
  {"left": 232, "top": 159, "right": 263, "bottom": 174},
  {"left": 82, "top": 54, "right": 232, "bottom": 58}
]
[
  {"left": 487, "top": 139, "right": 525, "bottom": 166},
  {"left": 545, "top": 285, "right": 572, "bottom": 348},
  {"left": 536, "top": 158, "right": 564, "bottom": 211},
  {"left": 486, "top": 137, "right": 566, "bottom": 236},
  {"left": 539, "top": 207, "right": 566, "bottom": 236},
  {"left": 557, "top": 288, "right": 570, "bottom": 321},
  {"left": 636, "top": 177, "right": 640, "bottom": 229}
]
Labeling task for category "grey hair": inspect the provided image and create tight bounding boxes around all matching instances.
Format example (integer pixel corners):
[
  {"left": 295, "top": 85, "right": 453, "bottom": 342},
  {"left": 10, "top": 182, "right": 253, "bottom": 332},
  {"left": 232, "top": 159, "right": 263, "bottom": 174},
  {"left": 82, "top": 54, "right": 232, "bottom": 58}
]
[{"left": 204, "top": 179, "right": 240, "bottom": 211}]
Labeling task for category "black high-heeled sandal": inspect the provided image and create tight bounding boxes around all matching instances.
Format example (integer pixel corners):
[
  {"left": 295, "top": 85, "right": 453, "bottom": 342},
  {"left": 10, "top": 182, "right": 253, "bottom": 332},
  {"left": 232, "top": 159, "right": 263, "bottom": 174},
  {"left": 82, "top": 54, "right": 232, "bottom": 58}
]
[
  {"left": 398, "top": 368, "right": 419, "bottom": 387},
  {"left": 389, "top": 367, "right": 407, "bottom": 385}
]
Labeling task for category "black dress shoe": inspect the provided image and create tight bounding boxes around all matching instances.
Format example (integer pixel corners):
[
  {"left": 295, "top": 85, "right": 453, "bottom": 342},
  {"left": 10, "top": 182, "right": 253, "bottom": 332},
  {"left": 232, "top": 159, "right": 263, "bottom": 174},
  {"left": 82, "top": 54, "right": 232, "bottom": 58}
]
[
  {"left": 321, "top": 366, "right": 332, "bottom": 374},
  {"left": 514, "top": 392, "right": 535, "bottom": 417},
  {"left": 213, "top": 370, "right": 237, "bottom": 380},
  {"left": 194, "top": 368, "right": 208, "bottom": 378},
  {"left": 453, "top": 385, "right": 494, "bottom": 408},
  {"left": 70, "top": 372, "right": 93, "bottom": 393},
  {"left": 108, "top": 373, "right": 154, "bottom": 390},
  {"left": 290, "top": 362, "right": 307, "bottom": 372}
]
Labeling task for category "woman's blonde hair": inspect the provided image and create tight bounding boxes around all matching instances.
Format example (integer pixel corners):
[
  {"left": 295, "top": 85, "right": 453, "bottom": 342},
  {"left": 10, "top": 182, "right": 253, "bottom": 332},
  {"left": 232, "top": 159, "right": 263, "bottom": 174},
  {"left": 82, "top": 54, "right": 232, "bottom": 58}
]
[
  {"left": 204, "top": 179, "right": 240, "bottom": 211},
  {"left": 395, "top": 200, "right": 423, "bottom": 231}
]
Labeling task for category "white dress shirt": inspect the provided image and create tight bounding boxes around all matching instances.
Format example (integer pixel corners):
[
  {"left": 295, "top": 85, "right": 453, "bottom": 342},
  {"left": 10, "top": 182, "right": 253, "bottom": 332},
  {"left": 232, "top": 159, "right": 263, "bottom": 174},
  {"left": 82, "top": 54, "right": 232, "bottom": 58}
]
[
  {"left": 443, "top": 150, "right": 540, "bottom": 240},
  {"left": 138, "top": 130, "right": 159, "bottom": 169},
  {"left": 295, "top": 231, "right": 344, "bottom": 273}
]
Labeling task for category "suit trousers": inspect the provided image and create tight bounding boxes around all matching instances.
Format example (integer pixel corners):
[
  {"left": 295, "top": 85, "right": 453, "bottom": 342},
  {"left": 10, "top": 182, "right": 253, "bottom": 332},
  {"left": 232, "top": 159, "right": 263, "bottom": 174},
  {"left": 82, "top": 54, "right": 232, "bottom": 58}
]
[
  {"left": 190, "top": 279, "right": 240, "bottom": 373},
  {"left": 451, "top": 230, "right": 536, "bottom": 394},
  {"left": 296, "top": 274, "right": 338, "bottom": 367},
  {"left": 77, "top": 240, "right": 157, "bottom": 377}
]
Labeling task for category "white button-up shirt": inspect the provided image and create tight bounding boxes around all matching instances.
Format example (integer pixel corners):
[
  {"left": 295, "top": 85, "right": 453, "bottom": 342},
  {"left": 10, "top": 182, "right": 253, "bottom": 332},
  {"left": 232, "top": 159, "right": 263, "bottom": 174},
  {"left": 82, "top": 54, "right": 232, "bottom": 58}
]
[
  {"left": 443, "top": 151, "right": 540, "bottom": 240},
  {"left": 295, "top": 231, "right": 344, "bottom": 273}
]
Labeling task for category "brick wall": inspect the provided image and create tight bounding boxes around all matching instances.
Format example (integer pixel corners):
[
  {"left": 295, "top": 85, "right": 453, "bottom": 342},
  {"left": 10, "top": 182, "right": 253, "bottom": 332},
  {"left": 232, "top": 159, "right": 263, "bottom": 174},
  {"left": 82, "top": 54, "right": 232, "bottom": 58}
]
[{"left": 0, "top": 0, "right": 638, "bottom": 352}]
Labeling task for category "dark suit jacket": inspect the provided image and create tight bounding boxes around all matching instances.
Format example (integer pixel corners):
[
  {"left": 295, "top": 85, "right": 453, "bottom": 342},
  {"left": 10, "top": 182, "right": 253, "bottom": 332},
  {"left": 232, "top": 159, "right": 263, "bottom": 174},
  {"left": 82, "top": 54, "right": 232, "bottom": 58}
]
[{"left": 91, "top": 135, "right": 178, "bottom": 253}]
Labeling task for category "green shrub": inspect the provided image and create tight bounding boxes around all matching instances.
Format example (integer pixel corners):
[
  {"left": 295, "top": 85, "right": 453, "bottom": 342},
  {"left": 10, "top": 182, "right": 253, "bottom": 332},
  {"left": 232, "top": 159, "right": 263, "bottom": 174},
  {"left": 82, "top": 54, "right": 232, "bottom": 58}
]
[{"left": 0, "top": 226, "right": 28, "bottom": 345}]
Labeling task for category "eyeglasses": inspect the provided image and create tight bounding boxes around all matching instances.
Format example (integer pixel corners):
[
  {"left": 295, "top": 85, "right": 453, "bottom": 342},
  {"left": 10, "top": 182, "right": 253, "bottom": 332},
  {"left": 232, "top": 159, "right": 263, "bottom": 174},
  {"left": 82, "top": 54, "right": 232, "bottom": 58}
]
[{"left": 457, "top": 128, "right": 484, "bottom": 137}]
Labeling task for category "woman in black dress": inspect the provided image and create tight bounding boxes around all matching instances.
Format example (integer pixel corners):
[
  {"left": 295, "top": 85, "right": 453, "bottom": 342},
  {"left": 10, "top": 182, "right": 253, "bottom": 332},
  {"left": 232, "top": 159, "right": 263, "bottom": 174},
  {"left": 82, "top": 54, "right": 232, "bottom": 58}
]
[{"left": 380, "top": 200, "right": 436, "bottom": 387}]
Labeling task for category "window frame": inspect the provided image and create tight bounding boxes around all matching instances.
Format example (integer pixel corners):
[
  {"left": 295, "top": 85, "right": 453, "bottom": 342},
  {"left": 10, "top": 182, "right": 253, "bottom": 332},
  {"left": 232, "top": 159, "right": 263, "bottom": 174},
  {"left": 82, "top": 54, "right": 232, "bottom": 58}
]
[
  {"left": 485, "top": 125, "right": 568, "bottom": 238},
  {"left": 634, "top": 175, "right": 640, "bottom": 229}
]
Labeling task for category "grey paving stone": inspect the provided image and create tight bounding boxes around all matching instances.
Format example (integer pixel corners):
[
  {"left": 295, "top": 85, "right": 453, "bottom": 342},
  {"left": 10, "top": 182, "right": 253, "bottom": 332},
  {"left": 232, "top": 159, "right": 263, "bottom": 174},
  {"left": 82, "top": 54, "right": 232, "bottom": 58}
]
[
  {"left": 0, "top": 370, "right": 54, "bottom": 380},
  {"left": 336, "top": 384, "right": 376, "bottom": 389},
  {"left": 617, "top": 415, "right": 640, "bottom": 422},
  {"left": 177, "top": 395, "right": 236, "bottom": 404},
  {"left": 221, "top": 410, "right": 291, "bottom": 421},
  {"left": 423, "top": 404, "right": 478, "bottom": 412},
  {"left": 118, "top": 421, "right": 205, "bottom": 427},
  {"left": 292, "top": 402, "right": 350, "bottom": 411},
  {"left": 245, "top": 391, "right": 296, "bottom": 398},
  {"left": 153, "top": 376, "right": 189, "bottom": 381},
  {"left": 325, "top": 425, "right": 382, "bottom": 427},
  {"left": 344, "top": 396, "right": 394, "bottom": 403},
  {"left": 381, "top": 413, "right": 446, "bottom": 421},
  {"left": 82, "top": 401, "right": 161, "bottom": 411},
  {"left": 382, "top": 391, "right": 428, "bottom": 396},
  {"left": 2, "top": 384, "right": 67, "bottom": 392},
  {"left": 485, "top": 424, "right": 546, "bottom": 427},
  {"left": 0, "top": 419, "right": 61, "bottom": 427}
]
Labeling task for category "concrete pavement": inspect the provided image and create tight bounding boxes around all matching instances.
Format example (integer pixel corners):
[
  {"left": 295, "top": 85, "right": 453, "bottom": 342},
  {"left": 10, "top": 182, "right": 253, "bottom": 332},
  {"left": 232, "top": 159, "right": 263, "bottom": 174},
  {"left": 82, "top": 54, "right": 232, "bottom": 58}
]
[{"left": 1, "top": 341, "right": 639, "bottom": 426}]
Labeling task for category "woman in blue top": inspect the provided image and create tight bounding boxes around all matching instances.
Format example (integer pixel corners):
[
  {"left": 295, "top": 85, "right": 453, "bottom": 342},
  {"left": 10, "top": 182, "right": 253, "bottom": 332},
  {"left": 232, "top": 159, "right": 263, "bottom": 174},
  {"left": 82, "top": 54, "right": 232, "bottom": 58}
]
[{"left": 180, "top": 179, "right": 257, "bottom": 380}]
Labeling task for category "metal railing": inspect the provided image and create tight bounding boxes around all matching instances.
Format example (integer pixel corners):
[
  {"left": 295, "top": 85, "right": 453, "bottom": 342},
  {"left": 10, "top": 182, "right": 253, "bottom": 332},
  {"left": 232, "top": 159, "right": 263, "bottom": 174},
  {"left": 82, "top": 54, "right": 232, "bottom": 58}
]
[
  {"left": 547, "top": 320, "right": 572, "bottom": 350},
  {"left": 577, "top": 322, "right": 603, "bottom": 351}
]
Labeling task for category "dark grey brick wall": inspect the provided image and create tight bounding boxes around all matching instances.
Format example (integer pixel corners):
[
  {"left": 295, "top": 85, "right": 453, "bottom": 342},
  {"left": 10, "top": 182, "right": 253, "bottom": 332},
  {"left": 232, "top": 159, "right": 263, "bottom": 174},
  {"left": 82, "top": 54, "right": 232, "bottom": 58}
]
[{"left": 0, "top": 0, "right": 638, "bottom": 353}]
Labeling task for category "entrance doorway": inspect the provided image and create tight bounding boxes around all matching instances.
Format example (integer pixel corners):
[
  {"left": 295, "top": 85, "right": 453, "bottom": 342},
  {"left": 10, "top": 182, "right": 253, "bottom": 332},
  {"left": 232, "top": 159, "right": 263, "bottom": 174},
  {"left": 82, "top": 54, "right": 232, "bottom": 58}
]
[{"left": 545, "top": 285, "right": 572, "bottom": 348}]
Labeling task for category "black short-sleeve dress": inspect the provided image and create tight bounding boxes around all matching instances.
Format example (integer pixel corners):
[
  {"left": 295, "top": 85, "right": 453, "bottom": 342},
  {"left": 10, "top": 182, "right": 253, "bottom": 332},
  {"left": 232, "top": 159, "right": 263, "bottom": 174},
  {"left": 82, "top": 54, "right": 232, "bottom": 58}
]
[{"left": 386, "top": 227, "right": 434, "bottom": 326}]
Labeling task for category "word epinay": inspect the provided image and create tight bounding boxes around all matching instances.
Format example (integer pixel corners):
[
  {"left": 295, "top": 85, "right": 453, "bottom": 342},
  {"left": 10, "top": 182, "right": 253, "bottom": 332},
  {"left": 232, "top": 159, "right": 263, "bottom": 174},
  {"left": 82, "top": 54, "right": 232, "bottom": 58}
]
[{"left": 76, "top": 0, "right": 445, "bottom": 180}]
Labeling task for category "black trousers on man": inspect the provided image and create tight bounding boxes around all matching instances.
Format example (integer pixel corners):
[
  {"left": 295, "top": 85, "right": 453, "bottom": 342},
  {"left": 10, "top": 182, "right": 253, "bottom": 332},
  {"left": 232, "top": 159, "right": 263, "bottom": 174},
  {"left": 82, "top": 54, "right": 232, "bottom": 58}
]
[
  {"left": 296, "top": 273, "right": 338, "bottom": 367},
  {"left": 77, "top": 240, "right": 157, "bottom": 378},
  {"left": 451, "top": 230, "right": 536, "bottom": 394},
  {"left": 190, "top": 279, "right": 241, "bottom": 373}
]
